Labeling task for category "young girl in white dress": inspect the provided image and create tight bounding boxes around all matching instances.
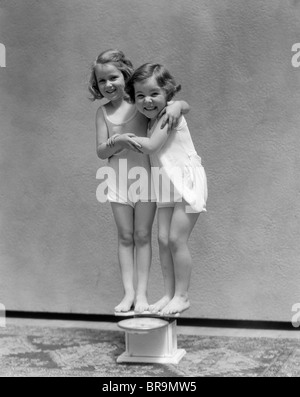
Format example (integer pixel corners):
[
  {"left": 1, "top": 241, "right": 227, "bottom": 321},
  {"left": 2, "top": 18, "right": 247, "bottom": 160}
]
[
  {"left": 89, "top": 51, "right": 190, "bottom": 314},
  {"left": 125, "top": 63, "right": 208, "bottom": 315}
]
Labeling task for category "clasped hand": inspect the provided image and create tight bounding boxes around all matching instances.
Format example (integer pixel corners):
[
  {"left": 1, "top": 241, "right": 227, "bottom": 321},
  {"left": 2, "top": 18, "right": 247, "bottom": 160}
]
[{"left": 107, "top": 133, "right": 142, "bottom": 153}]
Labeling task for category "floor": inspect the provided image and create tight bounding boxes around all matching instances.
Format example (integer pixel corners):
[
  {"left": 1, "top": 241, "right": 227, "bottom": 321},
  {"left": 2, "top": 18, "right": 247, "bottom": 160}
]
[{"left": 0, "top": 317, "right": 299, "bottom": 377}]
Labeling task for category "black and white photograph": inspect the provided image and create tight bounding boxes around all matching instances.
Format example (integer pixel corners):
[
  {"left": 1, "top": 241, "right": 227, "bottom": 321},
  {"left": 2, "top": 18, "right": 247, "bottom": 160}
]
[{"left": 0, "top": 0, "right": 300, "bottom": 378}]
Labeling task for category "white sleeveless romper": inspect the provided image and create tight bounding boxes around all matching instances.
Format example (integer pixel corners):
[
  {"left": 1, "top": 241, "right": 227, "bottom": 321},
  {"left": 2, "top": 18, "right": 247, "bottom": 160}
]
[{"left": 101, "top": 106, "right": 155, "bottom": 207}]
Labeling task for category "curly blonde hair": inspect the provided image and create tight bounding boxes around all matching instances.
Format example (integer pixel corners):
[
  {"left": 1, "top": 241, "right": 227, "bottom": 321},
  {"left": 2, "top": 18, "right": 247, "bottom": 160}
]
[{"left": 88, "top": 49, "right": 134, "bottom": 101}]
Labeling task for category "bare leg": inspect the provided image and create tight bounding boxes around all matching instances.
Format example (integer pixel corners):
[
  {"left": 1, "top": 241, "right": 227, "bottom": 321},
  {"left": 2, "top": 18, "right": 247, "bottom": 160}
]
[
  {"left": 134, "top": 201, "right": 156, "bottom": 313},
  {"left": 160, "top": 201, "right": 200, "bottom": 316},
  {"left": 111, "top": 203, "right": 135, "bottom": 313},
  {"left": 149, "top": 207, "right": 175, "bottom": 313}
]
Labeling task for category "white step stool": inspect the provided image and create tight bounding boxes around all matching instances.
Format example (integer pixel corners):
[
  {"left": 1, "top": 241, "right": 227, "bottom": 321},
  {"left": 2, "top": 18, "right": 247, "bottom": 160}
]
[{"left": 116, "top": 312, "right": 186, "bottom": 364}]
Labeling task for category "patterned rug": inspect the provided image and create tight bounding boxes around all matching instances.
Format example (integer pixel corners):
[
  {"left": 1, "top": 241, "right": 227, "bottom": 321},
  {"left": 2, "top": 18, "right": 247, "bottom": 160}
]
[{"left": 0, "top": 323, "right": 299, "bottom": 377}]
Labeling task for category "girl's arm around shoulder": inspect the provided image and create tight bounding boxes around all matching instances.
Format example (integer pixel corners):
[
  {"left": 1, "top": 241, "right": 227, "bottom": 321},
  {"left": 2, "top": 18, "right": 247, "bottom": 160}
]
[
  {"left": 95, "top": 106, "right": 124, "bottom": 159},
  {"left": 160, "top": 100, "right": 190, "bottom": 131},
  {"left": 130, "top": 117, "right": 170, "bottom": 155}
]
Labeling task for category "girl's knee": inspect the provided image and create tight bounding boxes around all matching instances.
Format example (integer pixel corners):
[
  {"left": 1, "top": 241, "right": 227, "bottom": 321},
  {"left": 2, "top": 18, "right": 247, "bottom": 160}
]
[
  {"left": 158, "top": 233, "right": 169, "bottom": 250},
  {"left": 168, "top": 234, "right": 186, "bottom": 252},
  {"left": 119, "top": 230, "right": 134, "bottom": 247},
  {"left": 134, "top": 229, "right": 151, "bottom": 246}
]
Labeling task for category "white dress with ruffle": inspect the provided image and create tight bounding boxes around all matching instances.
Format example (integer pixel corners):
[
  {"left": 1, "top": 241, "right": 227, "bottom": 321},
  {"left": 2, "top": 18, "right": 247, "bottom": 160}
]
[{"left": 148, "top": 116, "right": 207, "bottom": 213}]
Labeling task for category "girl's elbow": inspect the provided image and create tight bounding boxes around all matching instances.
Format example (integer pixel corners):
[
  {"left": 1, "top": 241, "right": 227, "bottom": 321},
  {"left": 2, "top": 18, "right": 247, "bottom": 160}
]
[
  {"left": 142, "top": 146, "right": 155, "bottom": 155},
  {"left": 182, "top": 103, "right": 191, "bottom": 115},
  {"left": 97, "top": 147, "right": 107, "bottom": 160},
  {"left": 148, "top": 144, "right": 161, "bottom": 154}
]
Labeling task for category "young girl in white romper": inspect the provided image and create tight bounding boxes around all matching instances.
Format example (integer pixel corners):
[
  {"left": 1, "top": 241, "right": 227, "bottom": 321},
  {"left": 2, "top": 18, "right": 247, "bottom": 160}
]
[
  {"left": 125, "top": 63, "right": 208, "bottom": 315},
  {"left": 89, "top": 51, "right": 190, "bottom": 313}
]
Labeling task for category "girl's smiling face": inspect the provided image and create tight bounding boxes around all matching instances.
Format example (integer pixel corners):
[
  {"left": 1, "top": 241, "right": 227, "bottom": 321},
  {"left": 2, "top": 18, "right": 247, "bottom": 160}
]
[
  {"left": 134, "top": 76, "right": 167, "bottom": 119},
  {"left": 94, "top": 63, "right": 126, "bottom": 102}
]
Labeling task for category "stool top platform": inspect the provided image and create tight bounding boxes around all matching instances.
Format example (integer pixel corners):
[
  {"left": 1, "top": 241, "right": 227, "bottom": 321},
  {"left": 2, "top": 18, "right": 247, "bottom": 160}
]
[
  {"left": 115, "top": 310, "right": 180, "bottom": 318},
  {"left": 117, "top": 317, "right": 169, "bottom": 333}
]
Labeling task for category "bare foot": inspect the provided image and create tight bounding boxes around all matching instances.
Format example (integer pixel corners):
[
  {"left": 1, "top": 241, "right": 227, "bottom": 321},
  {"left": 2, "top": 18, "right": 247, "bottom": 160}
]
[
  {"left": 134, "top": 295, "right": 149, "bottom": 313},
  {"left": 149, "top": 296, "right": 172, "bottom": 314},
  {"left": 160, "top": 295, "right": 190, "bottom": 316},
  {"left": 114, "top": 293, "right": 135, "bottom": 313}
]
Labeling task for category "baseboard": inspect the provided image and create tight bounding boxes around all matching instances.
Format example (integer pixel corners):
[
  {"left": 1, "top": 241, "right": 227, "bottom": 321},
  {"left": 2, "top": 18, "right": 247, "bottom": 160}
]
[{"left": 5, "top": 310, "right": 298, "bottom": 331}]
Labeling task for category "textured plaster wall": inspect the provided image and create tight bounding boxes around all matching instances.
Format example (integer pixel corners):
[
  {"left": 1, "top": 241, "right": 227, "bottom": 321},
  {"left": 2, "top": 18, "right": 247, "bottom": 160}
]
[{"left": 0, "top": 0, "right": 300, "bottom": 321}]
